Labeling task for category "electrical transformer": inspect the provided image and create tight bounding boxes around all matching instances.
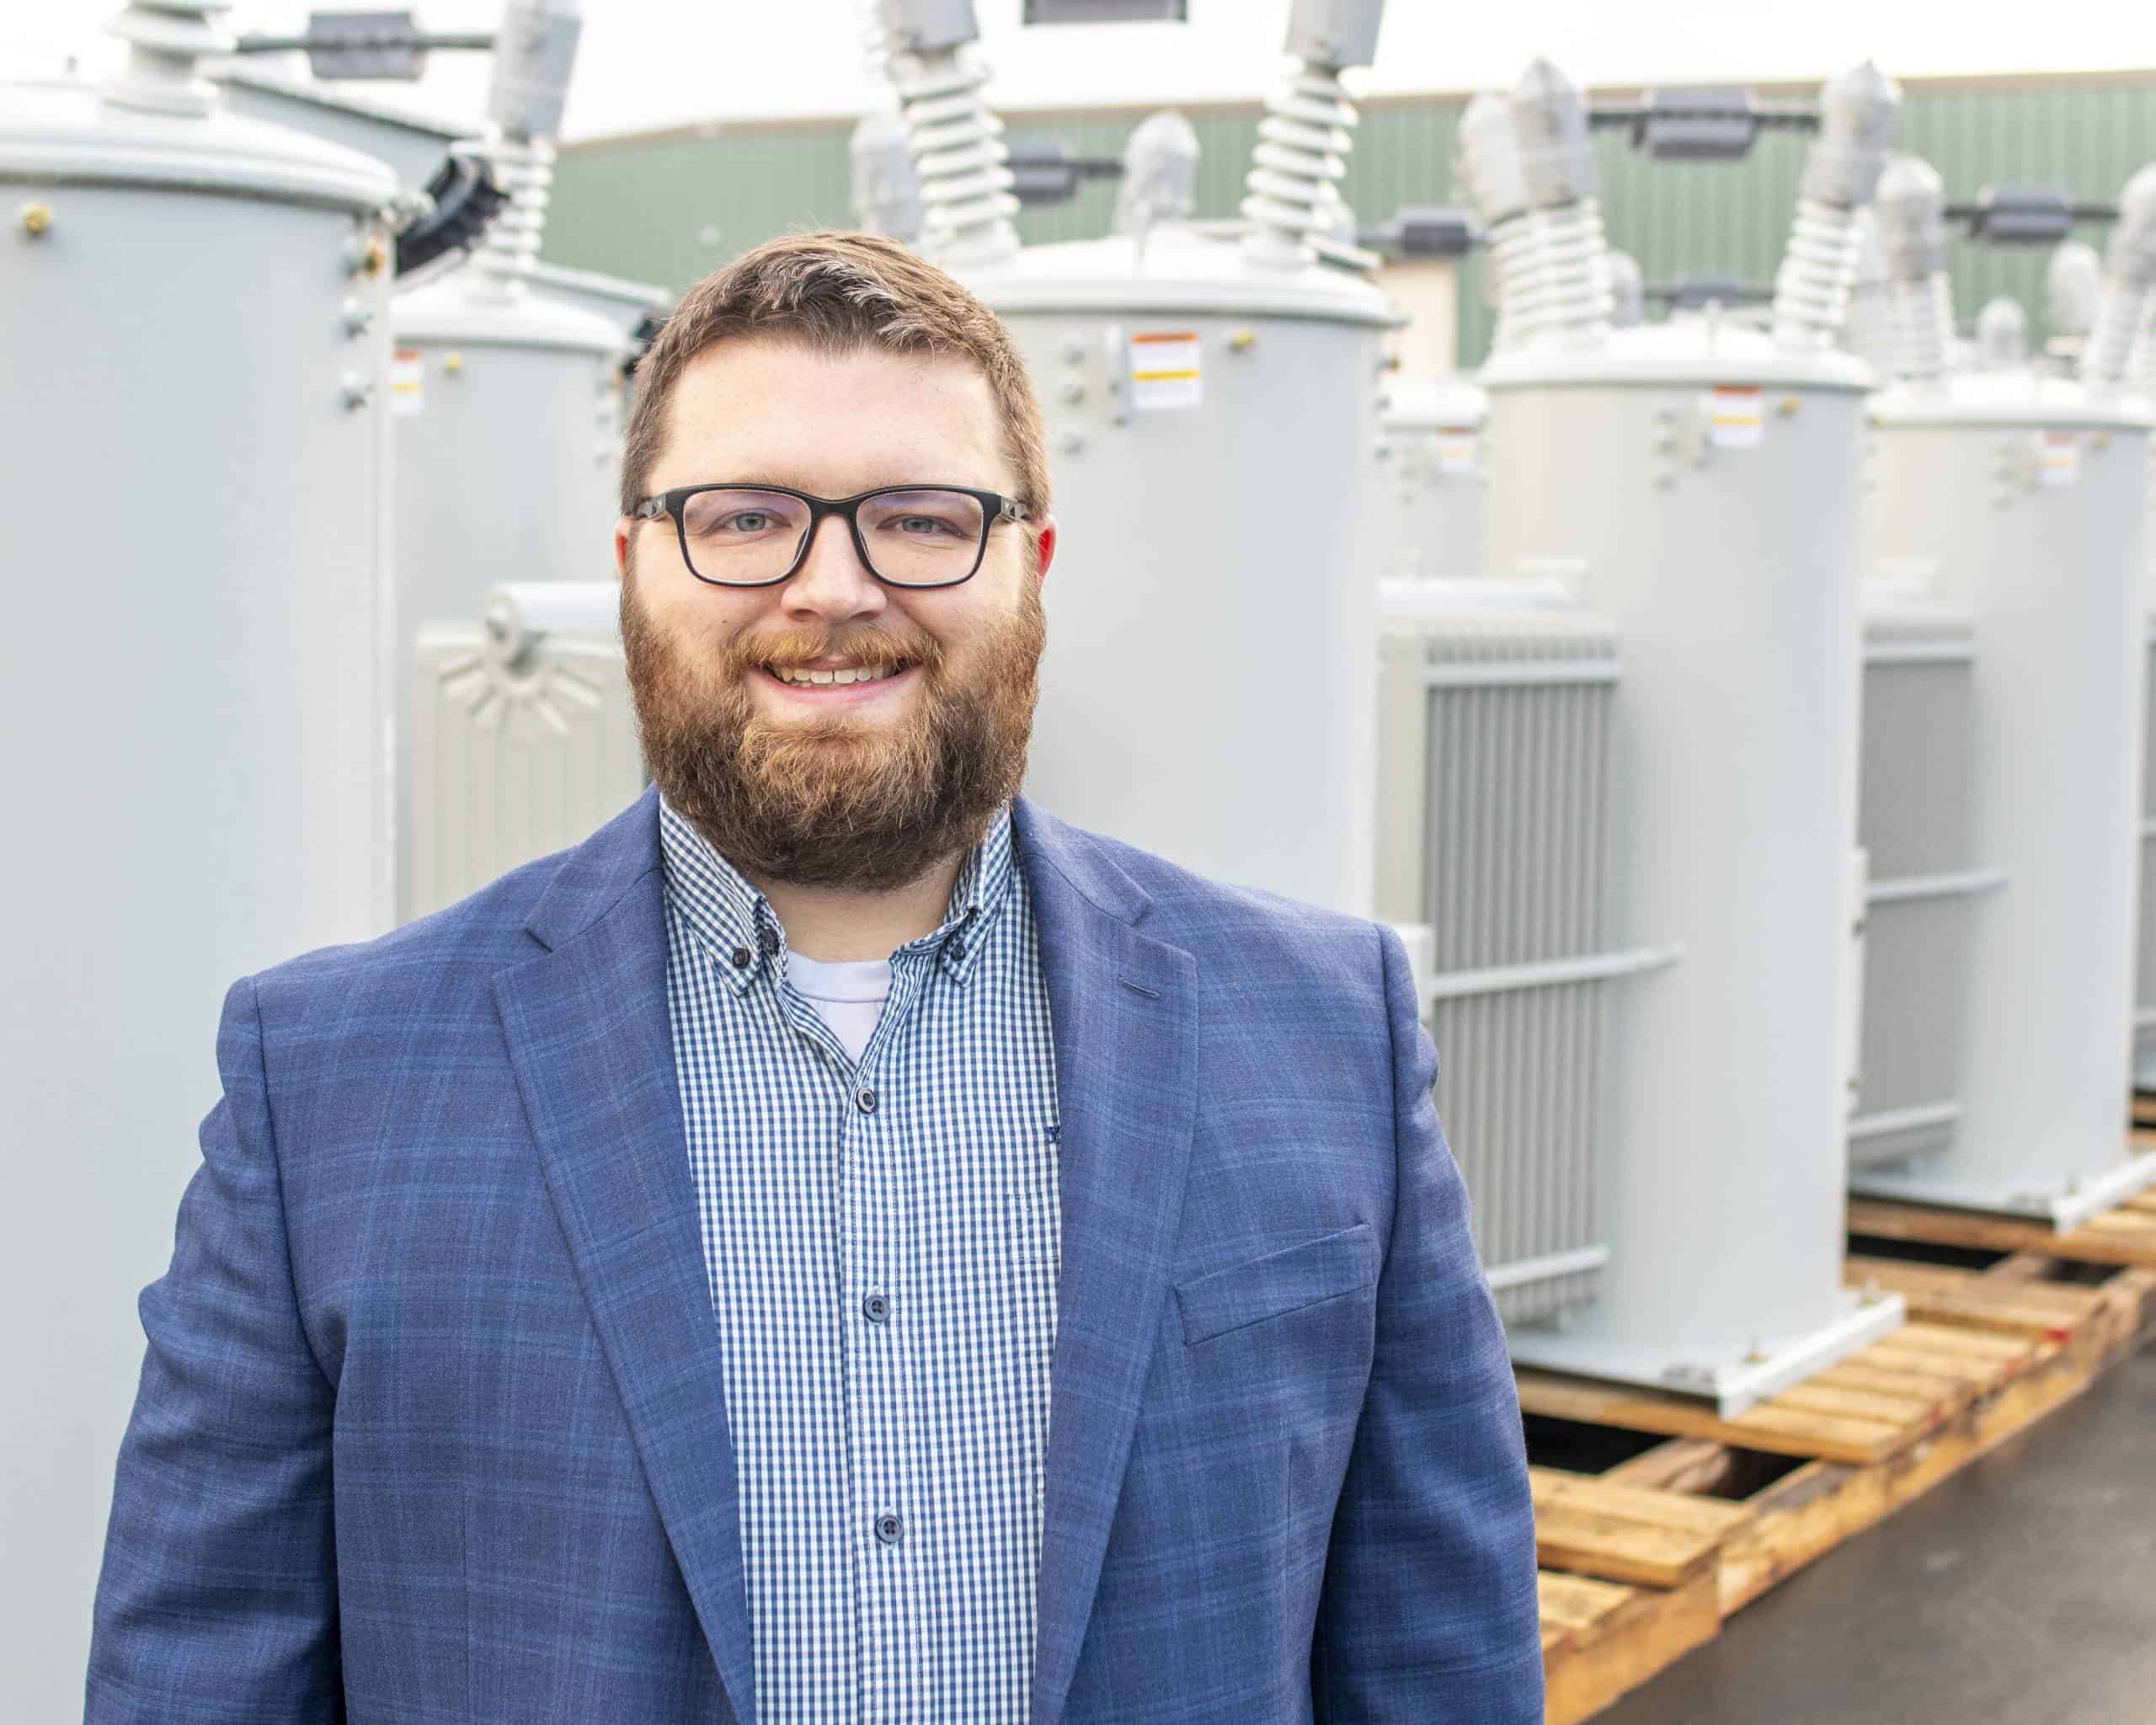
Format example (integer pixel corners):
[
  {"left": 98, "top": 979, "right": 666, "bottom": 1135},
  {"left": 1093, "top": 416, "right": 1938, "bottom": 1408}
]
[
  {"left": 885, "top": 0, "right": 1395, "bottom": 914},
  {"left": 1465, "top": 60, "right": 1908, "bottom": 1409},
  {"left": 1850, "top": 159, "right": 2156, "bottom": 1226},
  {"left": 1855, "top": 375, "right": 2154, "bottom": 1225},
  {"left": 0, "top": 12, "right": 397, "bottom": 1716},
  {"left": 389, "top": 0, "right": 630, "bottom": 918}
]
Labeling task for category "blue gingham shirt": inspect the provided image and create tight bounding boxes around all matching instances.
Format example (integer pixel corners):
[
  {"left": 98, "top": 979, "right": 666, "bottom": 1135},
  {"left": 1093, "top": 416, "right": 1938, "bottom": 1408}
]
[{"left": 658, "top": 796, "right": 1062, "bottom": 1723}]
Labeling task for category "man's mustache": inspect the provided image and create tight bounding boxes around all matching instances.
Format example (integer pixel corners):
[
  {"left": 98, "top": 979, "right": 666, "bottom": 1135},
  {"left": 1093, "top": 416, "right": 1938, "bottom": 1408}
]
[{"left": 722, "top": 623, "right": 944, "bottom": 676}]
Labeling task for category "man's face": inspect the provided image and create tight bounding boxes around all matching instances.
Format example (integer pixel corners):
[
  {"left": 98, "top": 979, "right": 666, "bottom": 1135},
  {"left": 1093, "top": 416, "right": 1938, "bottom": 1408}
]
[{"left": 615, "top": 336, "right": 1056, "bottom": 891}]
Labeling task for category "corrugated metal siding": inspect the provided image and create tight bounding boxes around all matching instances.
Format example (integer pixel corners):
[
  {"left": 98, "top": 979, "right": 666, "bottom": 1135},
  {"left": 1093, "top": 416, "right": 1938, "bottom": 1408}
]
[{"left": 547, "top": 74, "right": 2156, "bottom": 366}]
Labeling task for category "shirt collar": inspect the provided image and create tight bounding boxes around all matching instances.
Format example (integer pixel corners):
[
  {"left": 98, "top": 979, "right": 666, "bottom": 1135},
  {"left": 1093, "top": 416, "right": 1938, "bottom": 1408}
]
[{"left": 658, "top": 794, "right": 1015, "bottom": 993}]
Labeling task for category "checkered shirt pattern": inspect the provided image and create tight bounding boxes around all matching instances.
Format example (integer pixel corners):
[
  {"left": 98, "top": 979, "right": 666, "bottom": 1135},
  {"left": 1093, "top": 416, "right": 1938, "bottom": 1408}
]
[{"left": 658, "top": 795, "right": 1061, "bottom": 1724}]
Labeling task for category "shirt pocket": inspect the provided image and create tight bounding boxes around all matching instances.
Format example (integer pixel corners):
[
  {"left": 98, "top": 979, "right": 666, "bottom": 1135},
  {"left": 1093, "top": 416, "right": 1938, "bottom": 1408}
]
[{"left": 1173, "top": 1221, "right": 1380, "bottom": 1348}]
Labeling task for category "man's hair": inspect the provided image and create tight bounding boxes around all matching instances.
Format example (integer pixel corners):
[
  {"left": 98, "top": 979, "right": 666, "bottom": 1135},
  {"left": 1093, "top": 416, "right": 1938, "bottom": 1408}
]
[{"left": 619, "top": 230, "right": 1051, "bottom": 522}]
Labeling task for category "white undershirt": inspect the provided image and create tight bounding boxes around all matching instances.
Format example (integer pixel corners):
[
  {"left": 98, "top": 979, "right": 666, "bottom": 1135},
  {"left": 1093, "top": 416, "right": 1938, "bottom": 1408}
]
[{"left": 785, "top": 950, "right": 894, "bottom": 1066}]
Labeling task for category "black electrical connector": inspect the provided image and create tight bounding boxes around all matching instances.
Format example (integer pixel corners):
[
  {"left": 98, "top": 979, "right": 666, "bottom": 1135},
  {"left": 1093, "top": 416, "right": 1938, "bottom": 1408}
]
[
  {"left": 1944, "top": 187, "right": 2118, "bottom": 247},
  {"left": 1005, "top": 136, "right": 1125, "bottom": 206},
  {"left": 1361, "top": 205, "right": 1477, "bottom": 259},
  {"left": 393, "top": 151, "right": 510, "bottom": 279}
]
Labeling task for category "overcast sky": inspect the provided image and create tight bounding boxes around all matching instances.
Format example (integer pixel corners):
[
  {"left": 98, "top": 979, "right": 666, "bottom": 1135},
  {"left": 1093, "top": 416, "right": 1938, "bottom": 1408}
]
[{"left": 14, "top": 3, "right": 2153, "bottom": 142}]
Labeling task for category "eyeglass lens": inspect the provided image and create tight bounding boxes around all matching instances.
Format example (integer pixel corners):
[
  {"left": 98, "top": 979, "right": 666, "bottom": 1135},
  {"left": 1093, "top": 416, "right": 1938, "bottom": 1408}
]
[{"left": 678, "top": 488, "right": 987, "bottom": 586}]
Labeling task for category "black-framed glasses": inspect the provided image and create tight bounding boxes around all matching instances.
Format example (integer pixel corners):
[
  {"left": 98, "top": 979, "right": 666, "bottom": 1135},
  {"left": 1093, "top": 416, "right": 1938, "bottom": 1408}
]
[{"left": 631, "top": 483, "right": 1032, "bottom": 590}]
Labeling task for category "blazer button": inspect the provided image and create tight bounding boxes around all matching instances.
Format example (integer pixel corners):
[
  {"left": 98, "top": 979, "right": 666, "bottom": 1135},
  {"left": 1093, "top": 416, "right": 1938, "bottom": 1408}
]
[{"left": 855, "top": 1087, "right": 878, "bottom": 1114}]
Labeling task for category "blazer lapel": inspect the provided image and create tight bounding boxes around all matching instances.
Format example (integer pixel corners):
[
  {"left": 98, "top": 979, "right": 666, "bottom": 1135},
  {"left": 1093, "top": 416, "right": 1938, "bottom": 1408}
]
[
  {"left": 1015, "top": 800, "right": 1199, "bottom": 1725},
  {"left": 491, "top": 792, "right": 758, "bottom": 1725}
]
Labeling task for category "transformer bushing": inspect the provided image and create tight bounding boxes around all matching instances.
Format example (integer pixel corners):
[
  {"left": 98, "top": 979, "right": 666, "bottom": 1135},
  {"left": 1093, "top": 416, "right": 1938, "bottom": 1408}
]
[
  {"left": 2079, "top": 164, "right": 2156, "bottom": 387},
  {"left": 1770, "top": 61, "right": 1901, "bottom": 349},
  {"left": 1871, "top": 153, "right": 1955, "bottom": 381},
  {"left": 851, "top": 107, "right": 925, "bottom": 243},
  {"left": 1454, "top": 91, "right": 1534, "bottom": 352},
  {"left": 1503, "top": 57, "right": 1613, "bottom": 344},
  {"left": 2047, "top": 238, "right": 2102, "bottom": 344},
  {"left": 1975, "top": 297, "right": 2028, "bottom": 370},
  {"left": 879, "top": 0, "right": 1020, "bottom": 267},
  {"left": 1115, "top": 109, "right": 1200, "bottom": 240}
]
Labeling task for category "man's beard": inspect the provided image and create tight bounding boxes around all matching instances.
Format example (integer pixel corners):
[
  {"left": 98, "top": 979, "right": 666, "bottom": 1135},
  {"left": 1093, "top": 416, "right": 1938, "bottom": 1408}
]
[{"left": 621, "top": 563, "right": 1046, "bottom": 891}]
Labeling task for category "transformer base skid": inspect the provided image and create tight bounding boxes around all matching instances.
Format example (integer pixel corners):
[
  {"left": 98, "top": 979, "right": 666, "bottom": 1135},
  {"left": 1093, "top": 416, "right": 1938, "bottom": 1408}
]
[
  {"left": 1529, "top": 1247, "right": 2156, "bottom": 1722},
  {"left": 1847, "top": 1172, "right": 2156, "bottom": 1273},
  {"left": 1849, "top": 1141, "right": 2156, "bottom": 1234},
  {"left": 1508, "top": 1291, "right": 1905, "bottom": 1421}
]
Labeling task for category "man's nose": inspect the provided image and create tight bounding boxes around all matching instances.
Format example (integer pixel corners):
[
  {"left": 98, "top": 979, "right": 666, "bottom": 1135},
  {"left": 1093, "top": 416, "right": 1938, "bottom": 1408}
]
[{"left": 779, "top": 513, "right": 886, "bottom": 624}]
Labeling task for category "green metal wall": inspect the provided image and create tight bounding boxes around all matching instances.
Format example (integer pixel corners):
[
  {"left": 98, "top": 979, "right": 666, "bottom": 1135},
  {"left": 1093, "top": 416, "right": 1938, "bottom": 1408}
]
[{"left": 547, "top": 74, "right": 2156, "bottom": 366}]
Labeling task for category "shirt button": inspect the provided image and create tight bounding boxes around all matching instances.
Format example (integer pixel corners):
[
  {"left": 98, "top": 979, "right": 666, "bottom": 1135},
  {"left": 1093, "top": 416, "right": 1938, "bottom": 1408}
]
[
  {"left": 855, "top": 1087, "right": 878, "bottom": 1114},
  {"left": 862, "top": 1291, "right": 890, "bottom": 1324},
  {"left": 729, "top": 946, "right": 751, "bottom": 969},
  {"left": 759, "top": 925, "right": 781, "bottom": 956},
  {"left": 874, "top": 1513, "right": 903, "bottom": 1546},
  {"left": 947, "top": 940, "right": 965, "bottom": 963}
]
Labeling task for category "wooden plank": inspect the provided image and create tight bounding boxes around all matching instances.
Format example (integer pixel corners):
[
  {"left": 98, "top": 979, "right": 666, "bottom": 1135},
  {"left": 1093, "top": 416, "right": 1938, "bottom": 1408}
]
[
  {"left": 1513, "top": 1369, "right": 1916, "bottom": 1466},
  {"left": 1543, "top": 1569, "right": 1721, "bottom": 1725},
  {"left": 1849, "top": 1196, "right": 2156, "bottom": 1269},
  {"left": 1533, "top": 1498, "right": 1718, "bottom": 1589},
  {"left": 1529, "top": 1466, "right": 1754, "bottom": 1542},
  {"left": 1603, "top": 1437, "right": 1737, "bottom": 1496},
  {"left": 1846, "top": 1254, "right": 2103, "bottom": 1343},
  {"left": 1807, "top": 1356, "right": 1972, "bottom": 1414}
]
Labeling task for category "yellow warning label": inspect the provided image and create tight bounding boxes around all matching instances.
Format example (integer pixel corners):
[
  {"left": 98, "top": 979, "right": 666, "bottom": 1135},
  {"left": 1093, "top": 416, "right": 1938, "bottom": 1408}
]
[
  {"left": 1129, "top": 331, "right": 1202, "bottom": 409},
  {"left": 1706, "top": 384, "right": 1763, "bottom": 449}
]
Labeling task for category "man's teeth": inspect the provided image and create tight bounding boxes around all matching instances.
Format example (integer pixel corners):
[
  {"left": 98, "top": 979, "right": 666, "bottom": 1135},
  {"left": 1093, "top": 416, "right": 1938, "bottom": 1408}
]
[{"left": 771, "top": 663, "right": 900, "bottom": 687}]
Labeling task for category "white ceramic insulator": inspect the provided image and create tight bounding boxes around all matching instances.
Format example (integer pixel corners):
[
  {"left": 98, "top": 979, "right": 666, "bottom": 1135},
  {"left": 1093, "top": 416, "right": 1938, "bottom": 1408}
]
[
  {"left": 1772, "top": 198, "right": 1865, "bottom": 349},
  {"left": 104, "top": 1, "right": 231, "bottom": 118},
  {"left": 1241, "top": 61, "right": 1358, "bottom": 267},
  {"left": 479, "top": 132, "right": 553, "bottom": 289},
  {"left": 892, "top": 47, "right": 1018, "bottom": 267},
  {"left": 1483, "top": 213, "right": 1538, "bottom": 351},
  {"left": 1506, "top": 199, "right": 1614, "bottom": 345},
  {"left": 1884, "top": 272, "right": 1955, "bottom": 380}
]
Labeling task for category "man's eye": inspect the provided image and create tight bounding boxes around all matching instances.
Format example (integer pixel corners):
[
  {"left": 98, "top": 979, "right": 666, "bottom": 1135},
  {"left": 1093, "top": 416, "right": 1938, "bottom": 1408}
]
[
  {"left": 892, "top": 515, "right": 963, "bottom": 537},
  {"left": 718, "top": 510, "right": 778, "bottom": 533}
]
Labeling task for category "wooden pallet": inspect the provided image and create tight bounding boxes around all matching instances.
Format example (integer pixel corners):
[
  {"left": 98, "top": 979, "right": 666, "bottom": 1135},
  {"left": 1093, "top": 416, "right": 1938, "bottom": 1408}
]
[
  {"left": 1527, "top": 1248, "right": 2156, "bottom": 1721},
  {"left": 1846, "top": 1191, "right": 2156, "bottom": 1270}
]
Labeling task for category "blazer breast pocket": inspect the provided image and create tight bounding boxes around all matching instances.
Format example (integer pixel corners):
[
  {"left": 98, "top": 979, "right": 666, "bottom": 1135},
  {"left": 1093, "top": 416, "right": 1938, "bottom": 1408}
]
[{"left": 1174, "top": 1221, "right": 1380, "bottom": 1348}]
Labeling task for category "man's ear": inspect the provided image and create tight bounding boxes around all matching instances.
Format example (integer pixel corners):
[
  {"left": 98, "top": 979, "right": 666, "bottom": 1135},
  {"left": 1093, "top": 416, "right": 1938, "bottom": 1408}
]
[
  {"left": 1033, "top": 515, "right": 1058, "bottom": 586},
  {"left": 614, "top": 518, "right": 634, "bottom": 580}
]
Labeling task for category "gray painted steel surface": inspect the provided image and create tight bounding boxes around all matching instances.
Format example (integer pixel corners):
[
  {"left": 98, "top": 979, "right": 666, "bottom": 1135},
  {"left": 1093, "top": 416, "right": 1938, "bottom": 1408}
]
[
  {"left": 1853, "top": 594, "right": 1992, "bottom": 1168},
  {"left": 1482, "top": 319, "right": 1901, "bottom": 1408},
  {"left": 389, "top": 276, "right": 626, "bottom": 919},
  {"left": 1375, "top": 582, "right": 1622, "bottom": 1324},
  {"left": 409, "top": 583, "right": 643, "bottom": 919},
  {"left": 0, "top": 61, "right": 397, "bottom": 1721},
  {"left": 1854, "top": 379, "right": 2156, "bottom": 1226},
  {"left": 958, "top": 225, "right": 1390, "bottom": 916}
]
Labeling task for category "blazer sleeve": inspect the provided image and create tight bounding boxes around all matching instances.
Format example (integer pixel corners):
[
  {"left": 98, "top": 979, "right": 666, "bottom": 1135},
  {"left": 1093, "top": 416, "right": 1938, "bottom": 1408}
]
[
  {"left": 85, "top": 975, "right": 344, "bottom": 1724},
  {"left": 1310, "top": 925, "right": 1545, "bottom": 1722}
]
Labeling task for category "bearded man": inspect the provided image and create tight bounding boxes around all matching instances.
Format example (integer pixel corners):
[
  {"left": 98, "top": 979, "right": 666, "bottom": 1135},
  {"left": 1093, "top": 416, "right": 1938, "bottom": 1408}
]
[{"left": 86, "top": 232, "right": 1542, "bottom": 1723}]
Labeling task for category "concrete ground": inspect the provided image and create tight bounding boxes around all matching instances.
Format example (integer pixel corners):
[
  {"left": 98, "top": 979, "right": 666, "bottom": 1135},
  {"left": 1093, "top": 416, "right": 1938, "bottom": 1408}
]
[{"left": 1598, "top": 1341, "right": 2156, "bottom": 1725}]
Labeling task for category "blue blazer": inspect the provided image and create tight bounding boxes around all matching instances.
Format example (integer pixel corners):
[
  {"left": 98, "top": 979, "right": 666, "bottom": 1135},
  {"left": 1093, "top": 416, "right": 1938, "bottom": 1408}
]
[{"left": 87, "top": 789, "right": 1542, "bottom": 1723}]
